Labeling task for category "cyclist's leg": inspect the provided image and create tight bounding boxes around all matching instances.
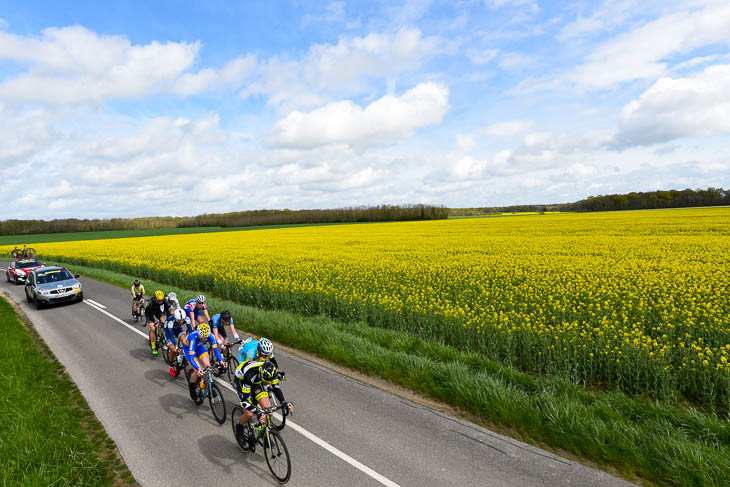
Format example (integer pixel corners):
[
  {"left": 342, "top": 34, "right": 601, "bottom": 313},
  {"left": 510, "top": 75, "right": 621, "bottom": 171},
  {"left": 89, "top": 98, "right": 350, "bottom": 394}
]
[{"left": 148, "top": 320, "right": 158, "bottom": 352}]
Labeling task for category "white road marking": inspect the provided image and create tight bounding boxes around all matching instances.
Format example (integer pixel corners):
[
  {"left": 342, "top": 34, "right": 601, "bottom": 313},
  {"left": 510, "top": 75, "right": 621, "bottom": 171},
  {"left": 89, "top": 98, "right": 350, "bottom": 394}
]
[
  {"left": 85, "top": 298, "right": 107, "bottom": 309},
  {"left": 81, "top": 297, "right": 402, "bottom": 487},
  {"left": 84, "top": 300, "right": 148, "bottom": 339}
]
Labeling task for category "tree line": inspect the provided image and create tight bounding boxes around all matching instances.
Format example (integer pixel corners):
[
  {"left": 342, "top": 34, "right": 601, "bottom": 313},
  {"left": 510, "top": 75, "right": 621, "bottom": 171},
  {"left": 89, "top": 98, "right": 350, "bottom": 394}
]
[
  {"left": 450, "top": 187, "right": 730, "bottom": 215},
  {"left": 0, "top": 205, "right": 449, "bottom": 236}
]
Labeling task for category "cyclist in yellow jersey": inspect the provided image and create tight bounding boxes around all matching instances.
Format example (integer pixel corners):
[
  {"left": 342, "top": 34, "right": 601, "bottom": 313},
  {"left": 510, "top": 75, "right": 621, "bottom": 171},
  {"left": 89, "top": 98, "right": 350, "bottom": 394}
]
[{"left": 130, "top": 279, "right": 145, "bottom": 299}]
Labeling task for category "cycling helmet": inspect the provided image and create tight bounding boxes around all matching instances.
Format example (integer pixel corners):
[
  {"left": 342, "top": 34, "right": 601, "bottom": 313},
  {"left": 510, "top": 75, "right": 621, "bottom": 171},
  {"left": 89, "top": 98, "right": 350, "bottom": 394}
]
[
  {"left": 154, "top": 290, "right": 164, "bottom": 301},
  {"left": 220, "top": 310, "right": 232, "bottom": 322},
  {"left": 134, "top": 279, "right": 140, "bottom": 287},
  {"left": 199, "top": 322, "right": 210, "bottom": 340},
  {"left": 196, "top": 294, "right": 206, "bottom": 304},
  {"left": 174, "top": 308, "right": 185, "bottom": 321},
  {"left": 167, "top": 291, "right": 177, "bottom": 301},
  {"left": 261, "top": 360, "right": 277, "bottom": 382},
  {"left": 258, "top": 337, "right": 274, "bottom": 355}
]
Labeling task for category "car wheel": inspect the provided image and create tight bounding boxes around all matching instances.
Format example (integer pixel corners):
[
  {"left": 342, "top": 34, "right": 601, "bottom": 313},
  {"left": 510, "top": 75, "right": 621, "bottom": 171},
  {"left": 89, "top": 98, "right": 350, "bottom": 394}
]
[
  {"left": 6, "top": 272, "right": 10, "bottom": 282},
  {"left": 35, "top": 296, "right": 43, "bottom": 310},
  {"left": 77, "top": 292, "right": 84, "bottom": 302},
  {"left": 13, "top": 274, "right": 19, "bottom": 285},
  {"left": 25, "top": 288, "right": 33, "bottom": 303}
]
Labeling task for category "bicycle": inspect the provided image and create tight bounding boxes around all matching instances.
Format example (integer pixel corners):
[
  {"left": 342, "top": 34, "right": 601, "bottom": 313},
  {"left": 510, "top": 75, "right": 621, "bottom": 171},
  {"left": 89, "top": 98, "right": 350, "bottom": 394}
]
[
  {"left": 154, "top": 320, "right": 169, "bottom": 363},
  {"left": 263, "top": 373, "right": 287, "bottom": 431},
  {"left": 231, "top": 403, "right": 292, "bottom": 483},
  {"left": 186, "top": 365, "right": 227, "bottom": 424},
  {"left": 210, "top": 339, "right": 241, "bottom": 387},
  {"left": 131, "top": 295, "right": 145, "bottom": 322}
]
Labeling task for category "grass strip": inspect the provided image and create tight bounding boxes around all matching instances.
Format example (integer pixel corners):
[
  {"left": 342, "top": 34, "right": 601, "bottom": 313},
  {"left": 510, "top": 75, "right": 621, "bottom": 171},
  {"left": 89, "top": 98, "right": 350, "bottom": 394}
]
[
  {"left": 0, "top": 221, "right": 387, "bottom": 246},
  {"left": 53, "top": 261, "right": 730, "bottom": 487},
  {"left": 0, "top": 295, "right": 136, "bottom": 486}
]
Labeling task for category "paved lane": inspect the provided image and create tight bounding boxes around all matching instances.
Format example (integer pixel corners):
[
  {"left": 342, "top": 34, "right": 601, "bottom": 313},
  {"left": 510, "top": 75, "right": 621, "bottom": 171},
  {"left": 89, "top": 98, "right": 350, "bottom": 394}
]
[{"left": 2, "top": 263, "right": 634, "bottom": 486}]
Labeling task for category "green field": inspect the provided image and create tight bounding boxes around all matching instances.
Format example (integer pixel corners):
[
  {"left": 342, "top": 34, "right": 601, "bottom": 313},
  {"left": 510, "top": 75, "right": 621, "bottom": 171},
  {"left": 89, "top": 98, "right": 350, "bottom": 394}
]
[
  {"left": 0, "top": 221, "right": 393, "bottom": 246},
  {"left": 0, "top": 298, "right": 134, "bottom": 486}
]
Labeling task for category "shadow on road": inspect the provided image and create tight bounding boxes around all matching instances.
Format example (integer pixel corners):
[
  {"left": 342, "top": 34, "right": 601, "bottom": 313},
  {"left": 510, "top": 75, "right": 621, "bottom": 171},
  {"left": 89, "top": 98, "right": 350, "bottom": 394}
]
[
  {"left": 129, "top": 346, "right": 159, "bottom": 363},
  {"left": 197, "top": 434, "right": 278, "bottom": 483}
]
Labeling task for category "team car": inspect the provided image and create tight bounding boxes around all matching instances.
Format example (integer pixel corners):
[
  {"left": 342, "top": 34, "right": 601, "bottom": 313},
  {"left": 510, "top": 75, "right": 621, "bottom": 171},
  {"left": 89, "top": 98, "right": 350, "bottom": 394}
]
[
  {"left": 24, "top": 266, "right": 83, "bottom": 309},
  {"left": 6, "top": 259, "right": 44, "bottom": 285}
]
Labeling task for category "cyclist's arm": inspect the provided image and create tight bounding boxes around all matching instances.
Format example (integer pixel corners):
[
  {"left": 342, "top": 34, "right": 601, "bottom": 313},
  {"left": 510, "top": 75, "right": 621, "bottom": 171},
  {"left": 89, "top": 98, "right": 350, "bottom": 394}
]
[
  {"left": 208, "top": 334, "right": 224, "bottom": 363},
  {"left": 229, "top": 320, "right": 240, "bottom": 341},
  {"left": 186, "top": 335, "right": 202, "bottom": 370}
]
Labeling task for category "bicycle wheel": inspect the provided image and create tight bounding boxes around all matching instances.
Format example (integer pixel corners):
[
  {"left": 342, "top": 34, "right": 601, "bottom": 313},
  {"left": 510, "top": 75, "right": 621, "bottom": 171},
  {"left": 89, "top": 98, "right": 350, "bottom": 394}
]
[
  {"left": 208, "top": 383, "right": 226, "bottom": 424},
  {"left": 268, "top": 389, "right": 286, "bottom": 431},
  {"left": 231, "top": 406, "right": 254, "bottom": 452},
  {"left": 159, "top": 330, "right": 171, "bottom": 364},
  {"left": 226, "top": 356, "right": 239, "bottom": 387},
  {"left": 186, "top": 367, "right": 203, "bottom": 405},
  {"left": 264, "top": 429, "right": 291, "bottom": 484}
]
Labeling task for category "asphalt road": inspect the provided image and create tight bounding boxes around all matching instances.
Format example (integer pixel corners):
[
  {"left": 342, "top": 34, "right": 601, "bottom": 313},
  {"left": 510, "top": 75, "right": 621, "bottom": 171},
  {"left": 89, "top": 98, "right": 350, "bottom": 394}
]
[{"left": 2, "top": 262, "right": 635, "bottom": 487}]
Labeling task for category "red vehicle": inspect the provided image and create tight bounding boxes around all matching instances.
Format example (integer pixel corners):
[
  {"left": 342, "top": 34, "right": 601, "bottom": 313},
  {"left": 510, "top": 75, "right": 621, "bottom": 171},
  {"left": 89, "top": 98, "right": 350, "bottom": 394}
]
[{"left": 6, "top": 259, "right": 44, "bottom": 285}]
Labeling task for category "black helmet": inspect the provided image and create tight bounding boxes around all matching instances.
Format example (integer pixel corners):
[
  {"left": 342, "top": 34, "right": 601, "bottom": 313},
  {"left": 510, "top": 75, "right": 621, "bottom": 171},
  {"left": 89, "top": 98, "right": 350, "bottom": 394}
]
[
  {"left": 134, "top": 279, "right": 140, "bottom": 286},
  {"left": 260, "top": 361, "right": 277, "bottom": 382},
  {"left": 221, "top": 310, "right": 232, "bottom": 322}
]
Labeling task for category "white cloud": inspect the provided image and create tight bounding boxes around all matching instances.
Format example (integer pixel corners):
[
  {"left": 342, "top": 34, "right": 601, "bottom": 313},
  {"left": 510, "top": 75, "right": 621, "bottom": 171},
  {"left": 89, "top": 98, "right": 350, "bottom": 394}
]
[
  {"left": 466, "top": 48, "right": 499, "bottom": 65},
  {"left": 498, "top": 52, "right": 534, "bottom": 70},
  {"left": 566, "top": 3, "right": 730, "bottom": 91},
  {"left": 558, "top": 0, "right": 642, "bottom": 40},
  {"left": 268, "top": 81, "right": 450, "bottom": 149},
  {"left": 241, "top": 28, "right": 444, "bottom": 110},
  {"left": 485, "top": 119, "right": 533, "bottom": 136},
  {"left": 301, "top": 1, "right": 346, "bottom": 27},
  {"left": 613, "top": 63, "right": 730, "bottom": 147},
  {"left": 0, "top": 26, "right": 254, "bottom": 105}
]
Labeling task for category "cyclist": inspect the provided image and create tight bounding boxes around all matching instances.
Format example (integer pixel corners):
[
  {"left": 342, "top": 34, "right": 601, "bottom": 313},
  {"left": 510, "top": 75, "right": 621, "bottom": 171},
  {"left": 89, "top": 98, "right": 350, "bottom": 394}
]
[
  {"left": 167, "top": 292, "right": 181, "bottom": 314},
  {"left": 130, "top": 279, "right": 145, "bottom": 299},
  {"left": 164, "top": 308, "right": 191, "bottom": 376},
  {"left": 184, "top": 294, "right": 210, "bottom": 328},
  {"left": 239, "top": 337, "right": 279, "bottom": 369},
  {"left": 211, "top": 310, "right": 241, "bottom": 352},
  {"left": 183, "top": 322, "right": 226, "bottom": 399},
  {"left": 145, "top": 290, "right": 170, "bottom": 355},
  {"left": 233, "top": 360, "right": 293, "bottom": 443},
  {"left": 130, "top": 279, "right": 146, "bottom": 318}
]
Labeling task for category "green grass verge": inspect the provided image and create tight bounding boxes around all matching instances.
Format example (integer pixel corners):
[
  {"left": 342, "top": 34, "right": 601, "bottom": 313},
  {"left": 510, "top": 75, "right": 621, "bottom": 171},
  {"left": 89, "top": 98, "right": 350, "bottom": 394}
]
[
  {"left": 54, "top": 260, "right": 730, "bottom": 487},
  {"left": 0, "top": 221, "right": 391, "bottom": 246},
  {"left": 0, "top": 297, "right": 135, "bottom": 486}
]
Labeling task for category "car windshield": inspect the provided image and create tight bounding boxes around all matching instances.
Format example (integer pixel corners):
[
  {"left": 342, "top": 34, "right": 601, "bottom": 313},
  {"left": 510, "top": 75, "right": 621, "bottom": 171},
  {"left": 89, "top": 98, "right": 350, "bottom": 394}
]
[
  {"left": 17, "top": 260, "right": 41, "bottom": 269},
  {"left": 36, "top": 270, "right": 73, "bottom": 284}
]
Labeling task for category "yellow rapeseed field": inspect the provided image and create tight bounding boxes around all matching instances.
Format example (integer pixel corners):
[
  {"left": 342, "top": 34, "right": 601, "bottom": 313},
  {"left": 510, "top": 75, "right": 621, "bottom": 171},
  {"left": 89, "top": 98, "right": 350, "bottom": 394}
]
[{"left": 7, "top": 207, "right": 730, "bottom": 407}]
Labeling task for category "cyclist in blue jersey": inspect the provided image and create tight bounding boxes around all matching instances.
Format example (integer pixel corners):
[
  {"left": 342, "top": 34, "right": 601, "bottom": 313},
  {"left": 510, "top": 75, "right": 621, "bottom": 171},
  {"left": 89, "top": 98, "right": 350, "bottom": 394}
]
[
  {"left": 239, "top": 337, "right": 279, "bottom": 369},
  {"left": 183, "top": 322, "right": 226, "bottom": 399},
  {"left": 164, "top": 308, "right": 191, "bottom": 376},
  {"left": 211, "top": 310, "right": 241, "bottom": 353},
  {"left": 184, "top": 294, "right": 210, "bottom": 329}
]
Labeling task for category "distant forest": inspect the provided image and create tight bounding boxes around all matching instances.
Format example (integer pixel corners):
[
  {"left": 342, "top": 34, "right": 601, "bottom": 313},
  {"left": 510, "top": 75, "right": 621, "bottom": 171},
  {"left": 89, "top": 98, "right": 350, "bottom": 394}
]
[
  {"left": 451, "top": 187, "right": 730, "bottom": 215},
  {"left": 2, "top": 188, "right": 728, "bottom": 236},
  {"left": 0, "top": 204, "right": 448, "bottom": 236}
]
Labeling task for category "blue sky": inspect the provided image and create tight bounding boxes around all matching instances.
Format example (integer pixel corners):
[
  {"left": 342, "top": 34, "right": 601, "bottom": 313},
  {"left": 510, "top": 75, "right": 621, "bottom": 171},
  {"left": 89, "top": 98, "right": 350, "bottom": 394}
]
[{"left": 1, "top": 0, "right": 729, "bottom": 218}]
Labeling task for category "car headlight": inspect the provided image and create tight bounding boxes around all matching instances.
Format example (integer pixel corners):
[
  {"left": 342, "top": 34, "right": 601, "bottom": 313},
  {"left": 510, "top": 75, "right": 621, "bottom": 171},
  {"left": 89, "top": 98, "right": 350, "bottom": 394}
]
[
  {"left": 72, "top": 283, "right": 81, "bottom": 289},
  {"left": 16, "top": 270, "right": 26, "bottom": 276},
  {"left": 37, "top": 289, "right": 50, "bottom": 295}
]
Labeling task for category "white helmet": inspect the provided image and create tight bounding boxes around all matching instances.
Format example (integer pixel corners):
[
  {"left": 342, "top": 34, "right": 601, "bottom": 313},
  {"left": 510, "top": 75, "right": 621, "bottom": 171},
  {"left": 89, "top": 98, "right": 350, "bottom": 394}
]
[
  {"left": 196, "top": 294, "right": 206, "bottom": 304},
  {"left": 258, "top": 337, "right": 274, "bottom": 355},
  {"left": 168, "top": 292, "right": 177, "bottom": 301},
  {"left": 174, "top": 308, "right": 185, "bottom": 321}
]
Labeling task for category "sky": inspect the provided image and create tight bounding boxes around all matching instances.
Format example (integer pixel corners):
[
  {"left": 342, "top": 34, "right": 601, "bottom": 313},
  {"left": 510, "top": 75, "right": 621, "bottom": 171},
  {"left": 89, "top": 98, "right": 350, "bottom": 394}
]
[{"left": 1, "top": 0, "right": 729, "bottom": 219}]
